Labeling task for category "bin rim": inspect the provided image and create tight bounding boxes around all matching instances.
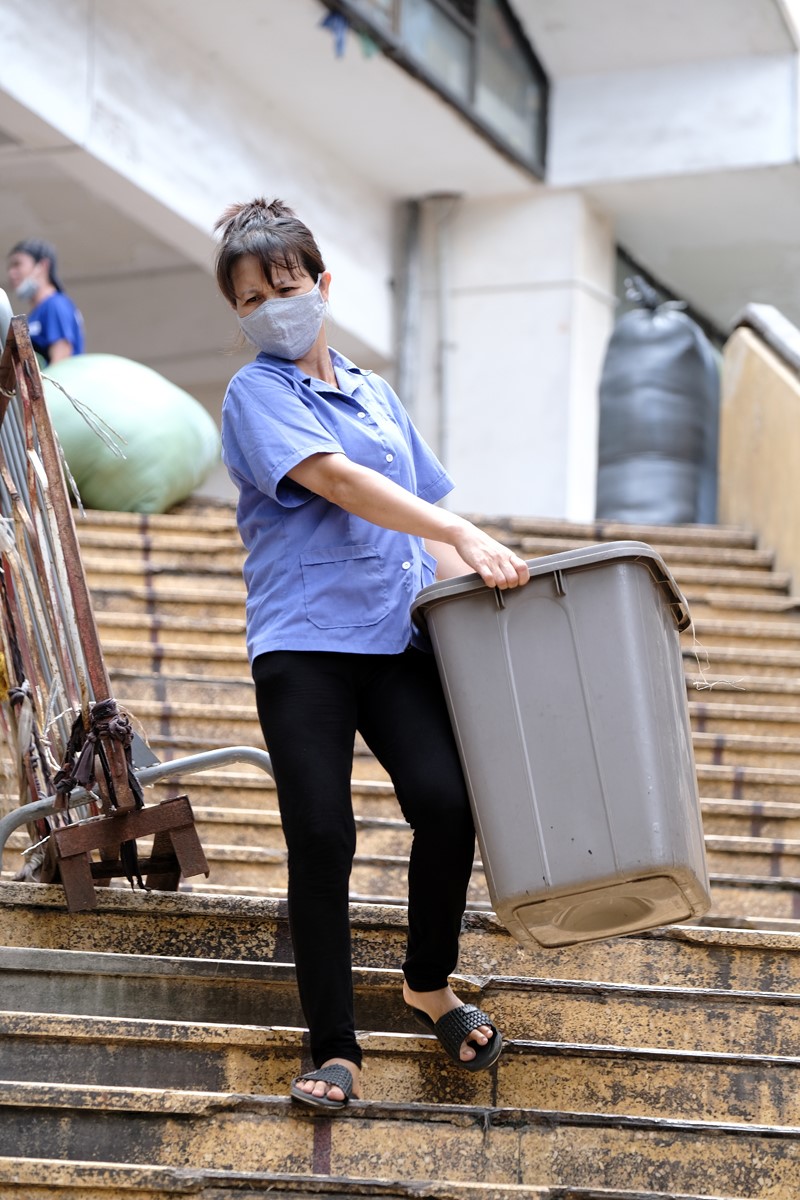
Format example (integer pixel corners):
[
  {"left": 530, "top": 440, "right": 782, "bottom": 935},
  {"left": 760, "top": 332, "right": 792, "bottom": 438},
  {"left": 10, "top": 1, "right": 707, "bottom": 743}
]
[{"left": 412, "top": 539, "right": 692, "bottom": 633}]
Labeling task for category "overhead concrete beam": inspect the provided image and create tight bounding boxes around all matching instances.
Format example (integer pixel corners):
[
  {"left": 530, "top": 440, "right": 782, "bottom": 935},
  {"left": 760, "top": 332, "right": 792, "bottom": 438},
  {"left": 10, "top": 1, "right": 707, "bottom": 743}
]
[
  {"left": 0, "top": 0, "right": 394, "bottom": 360},
  {"left": 549, "top": 55, "right": 800, "bottom": 187}
]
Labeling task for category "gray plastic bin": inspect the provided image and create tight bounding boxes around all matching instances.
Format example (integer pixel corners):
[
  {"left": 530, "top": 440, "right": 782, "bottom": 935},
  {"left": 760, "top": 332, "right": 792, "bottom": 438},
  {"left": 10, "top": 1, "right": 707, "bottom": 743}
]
[{"left": 411, "top": 540, "right": 711, "bottom": 950}]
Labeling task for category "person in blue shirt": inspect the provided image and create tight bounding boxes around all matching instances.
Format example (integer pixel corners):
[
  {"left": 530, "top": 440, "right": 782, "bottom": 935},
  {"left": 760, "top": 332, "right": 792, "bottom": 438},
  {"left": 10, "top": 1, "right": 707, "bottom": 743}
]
[
  {"left": 215, "top": 198, "right": 530, "bottom": 1111},
  {"left": 6, "top": 238, "right": 85, "bottom": 364}
]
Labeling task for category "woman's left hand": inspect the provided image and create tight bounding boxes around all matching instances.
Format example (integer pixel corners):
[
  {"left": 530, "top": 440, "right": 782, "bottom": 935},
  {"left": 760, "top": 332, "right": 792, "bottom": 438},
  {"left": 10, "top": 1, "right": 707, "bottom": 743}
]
[{"left": 451, "top": 525, "right": 530, "bottom": 589}]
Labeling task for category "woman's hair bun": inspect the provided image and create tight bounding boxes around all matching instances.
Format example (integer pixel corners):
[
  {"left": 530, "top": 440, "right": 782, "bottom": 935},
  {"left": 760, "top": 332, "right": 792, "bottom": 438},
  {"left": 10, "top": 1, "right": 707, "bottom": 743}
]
[{"left": 214, "top": 198, "right": 297, "bottom": 237}]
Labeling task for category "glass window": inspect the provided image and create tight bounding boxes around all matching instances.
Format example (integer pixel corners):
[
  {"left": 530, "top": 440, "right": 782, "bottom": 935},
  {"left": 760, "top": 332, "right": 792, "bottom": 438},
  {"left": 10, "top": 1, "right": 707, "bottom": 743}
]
[
  {"left": 349, "top": 0, "right": 396, "bottom": 27},
  {"left": 402, "top": 0, "right": 472, "bottom": 102},
  {"left": 475, "top": 0, "right": 541, "bottom": 161}
]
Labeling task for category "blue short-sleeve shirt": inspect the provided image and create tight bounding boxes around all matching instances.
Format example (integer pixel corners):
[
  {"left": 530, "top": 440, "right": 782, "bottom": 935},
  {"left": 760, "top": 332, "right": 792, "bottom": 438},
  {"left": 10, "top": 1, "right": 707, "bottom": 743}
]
[
  {"left": 28, "top": 292, "right": 85, "bottom": 361},
  {"left": 221, "top": 348, "right": 453, "bottom": 661}
]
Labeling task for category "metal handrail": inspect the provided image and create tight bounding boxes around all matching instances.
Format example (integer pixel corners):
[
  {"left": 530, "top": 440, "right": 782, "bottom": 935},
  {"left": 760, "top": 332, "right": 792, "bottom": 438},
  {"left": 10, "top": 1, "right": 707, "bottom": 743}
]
[{"left": 0, "top": 745, "right": 273, "bottom": 869}]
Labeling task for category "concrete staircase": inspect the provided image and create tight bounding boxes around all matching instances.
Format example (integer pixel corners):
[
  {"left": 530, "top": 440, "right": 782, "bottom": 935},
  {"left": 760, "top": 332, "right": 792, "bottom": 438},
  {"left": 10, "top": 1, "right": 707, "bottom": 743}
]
[{"left": 2, "top": 506, "right": 800, "bottom": 1198}]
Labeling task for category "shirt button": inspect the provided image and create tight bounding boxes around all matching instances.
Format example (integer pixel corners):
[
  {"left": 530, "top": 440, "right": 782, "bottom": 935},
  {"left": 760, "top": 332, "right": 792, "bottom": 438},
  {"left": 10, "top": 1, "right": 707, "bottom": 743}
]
[
  {"left": 357, "top": 412, "right": 366, "bottom": 418},
  {"left": 385, "top": 453, "right": 394, "bottom": 462},
  {"left": 402, "top": 561, "right": 411, "bottom": 570}
]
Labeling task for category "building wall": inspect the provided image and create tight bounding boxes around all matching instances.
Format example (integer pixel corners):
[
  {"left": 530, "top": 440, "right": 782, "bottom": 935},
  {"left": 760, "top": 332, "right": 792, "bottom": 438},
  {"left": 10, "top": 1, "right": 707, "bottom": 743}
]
[{"left": 412, "top": 192, "right": 615, "bottom": 518}]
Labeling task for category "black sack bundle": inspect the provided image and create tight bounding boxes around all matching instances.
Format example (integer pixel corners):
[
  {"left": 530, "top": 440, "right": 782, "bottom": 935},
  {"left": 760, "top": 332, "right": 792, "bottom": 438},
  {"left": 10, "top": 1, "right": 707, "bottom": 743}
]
[{"left": 595, "top": 277, "right": 720, "bottom": 525}]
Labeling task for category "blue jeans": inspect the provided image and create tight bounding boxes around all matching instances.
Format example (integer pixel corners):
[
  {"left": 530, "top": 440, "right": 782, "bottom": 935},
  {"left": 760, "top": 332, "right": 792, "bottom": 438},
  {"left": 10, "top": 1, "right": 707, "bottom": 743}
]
[{"left": 252, "top": 646, "right": 476, "bottom": 1069}]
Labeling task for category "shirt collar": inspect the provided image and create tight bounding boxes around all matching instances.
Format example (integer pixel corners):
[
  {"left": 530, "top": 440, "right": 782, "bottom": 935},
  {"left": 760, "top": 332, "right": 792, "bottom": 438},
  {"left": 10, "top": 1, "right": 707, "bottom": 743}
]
[
  {"left": 256, "top": 348, "right": 372, "bottom": 392},
  {"left": 301, "top": 349, "right": 373, "bottom": 397}
]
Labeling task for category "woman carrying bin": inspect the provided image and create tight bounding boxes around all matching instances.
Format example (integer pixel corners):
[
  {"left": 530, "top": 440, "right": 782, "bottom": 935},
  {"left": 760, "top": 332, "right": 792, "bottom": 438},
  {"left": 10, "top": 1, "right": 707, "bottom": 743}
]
[{"left": 215, "top": 198, "right": 530, "bottom": 1109}]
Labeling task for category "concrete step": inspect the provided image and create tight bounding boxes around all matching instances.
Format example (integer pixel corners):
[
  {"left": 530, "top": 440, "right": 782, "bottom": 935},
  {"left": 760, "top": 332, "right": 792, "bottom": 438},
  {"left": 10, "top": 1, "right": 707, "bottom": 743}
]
[
  {"left": 80, "top": 517, "right": 770, "bottom": 572},
  {"left": 0, "top": 1157, "right": 662, "bottom": 1200},
  {"left": 104, "top": 677, "right": 800, "bottom": 756},
  {"left": 98, "top": 636, "right": 800, "bottom": 685},
  {"left": 12, "top": 791, "right": 788, "bottom": 858},
  {"left": 689, "top": 702, "right": 800, "bottom": 737},
  {"left": 495, "top": 517, "right": 758, "bottom": 550},
  {"left": 84, "top": 558, "right": 247, "bottom": 591},
  {"left": 77, "top": 506, "right": 241, "bottom": 536},
  {"left": 104, "top": 640, "right": 249, "bottom": 677},
  {"left": 13, "top": 795, "right": 797, "bottom": 870},
  {"left": 4, "top": 884, "right": 800, "bottom": 993},
  {"left": 97, "top": 609, "right": 246, "bottom": 647},
  {"left": 687, "top": 676, "right": 800, "bottom": 708},
  {"left": 9, "top": 855, "right": 787, "bottom": 930},
  {"left": 684, "top": 645, "right": 800, "bottom": 675},
  {"left": 75, "top": 506, "right": 758, "bottom": 550},
  {"left": 689, "top": 617, "right": 800, "bottom": 651},
  {"left": 113, "top": 665, "right": 800, "bottom": 716},
  {"left": 189, "top": 809, "right": 410, "bottom": 855},
  {"left": 174, "top": 844, "right": 489, "bottom": 904},
  {"left": 1, "top": 1078, "right": 797, "bottom": 1197},
  {"left": 90, "top": 584, "right": 246, "bottom": 619},
  {"left": 693, "top": 733, "right": 800, "bottom": 769},
  {"left": 518, "top": 536, "right": 774, "bottom": 572},
  {"left": 109, "top": 669, "right": 255, "bottom": 707},
  {"left": 683, "top": 594, "right": 800, "bottom": 620},
  {"left": 702, "top": 797, "right": 800, "bottom": 838},
  {"left": 82, "top": 554, "right": 790, "bottom": 597},
  {"left": 5, "top": 1007, "right": 800, "bottom": 1128},
  {"left": 80, "top": 539, "right": 245, "bottom": 570},
  {"left": 696, "top": 763, "right": 800, "bottom": 801},
  {"left": 5, "top": 944, "right": 800, "bottom": 1059},
  {"left": 87, "top": 584, "right": 800, "bottom": 628},
  {"left": 704, "top": 876, "right": 800, "bottom": 924}
]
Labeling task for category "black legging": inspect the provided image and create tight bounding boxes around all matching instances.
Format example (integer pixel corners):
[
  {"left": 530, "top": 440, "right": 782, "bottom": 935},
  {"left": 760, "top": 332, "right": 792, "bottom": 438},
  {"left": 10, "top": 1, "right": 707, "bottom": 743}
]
[{"left": 252, "top": 646, "right": 476, "bottom": 1069}]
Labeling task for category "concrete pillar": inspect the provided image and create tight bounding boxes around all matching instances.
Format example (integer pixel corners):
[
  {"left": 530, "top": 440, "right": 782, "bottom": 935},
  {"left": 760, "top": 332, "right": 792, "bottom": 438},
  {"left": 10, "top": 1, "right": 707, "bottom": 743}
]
[{"left": 413, "top": 191, "right": 615, "bottom": 520}]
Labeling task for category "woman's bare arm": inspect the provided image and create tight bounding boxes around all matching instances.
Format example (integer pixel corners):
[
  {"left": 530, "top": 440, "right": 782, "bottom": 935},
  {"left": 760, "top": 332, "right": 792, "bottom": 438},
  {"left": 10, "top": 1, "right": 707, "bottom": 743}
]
[{"left": 287, "top": 452, "right": 529, "bottom": 590}]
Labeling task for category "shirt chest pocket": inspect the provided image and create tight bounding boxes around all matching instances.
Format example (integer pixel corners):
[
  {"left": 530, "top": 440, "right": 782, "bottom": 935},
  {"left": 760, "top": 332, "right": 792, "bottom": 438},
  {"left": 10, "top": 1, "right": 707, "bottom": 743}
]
[{"left": 300, "top": 544, "right": 391, "bottom": 629}]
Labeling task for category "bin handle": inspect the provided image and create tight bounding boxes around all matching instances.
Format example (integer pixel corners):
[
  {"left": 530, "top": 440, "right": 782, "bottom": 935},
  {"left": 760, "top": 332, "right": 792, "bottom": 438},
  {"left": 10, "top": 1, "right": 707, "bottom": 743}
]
[{"left": 494, "top": 588, "right": 506, "bottom": 610}]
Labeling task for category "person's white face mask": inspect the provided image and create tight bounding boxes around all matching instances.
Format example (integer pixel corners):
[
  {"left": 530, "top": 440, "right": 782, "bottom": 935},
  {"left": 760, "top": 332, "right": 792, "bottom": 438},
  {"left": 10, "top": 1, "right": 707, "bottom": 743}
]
[
  {"left": 238, "top": 277, "right": 325, "bottom": 360},
  {"left": 15, "top": 274, "right": 39, "bottom": 302}
]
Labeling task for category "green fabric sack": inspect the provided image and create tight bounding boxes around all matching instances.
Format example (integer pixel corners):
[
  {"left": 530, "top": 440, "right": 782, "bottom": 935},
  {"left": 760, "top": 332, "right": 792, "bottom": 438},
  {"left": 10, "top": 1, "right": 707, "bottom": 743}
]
[{"left": 42, "top": 353, "right": 221, "bottom": 513}]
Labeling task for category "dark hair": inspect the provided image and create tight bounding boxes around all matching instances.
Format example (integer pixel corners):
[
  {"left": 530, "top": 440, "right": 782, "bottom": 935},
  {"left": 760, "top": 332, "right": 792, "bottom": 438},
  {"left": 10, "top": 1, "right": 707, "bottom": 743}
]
[
  {"left": 9, "top": 238, "right": 63, "bottom": 291},
  {"left": 214, "top": 199, "right": 326, "bottom": 306}
]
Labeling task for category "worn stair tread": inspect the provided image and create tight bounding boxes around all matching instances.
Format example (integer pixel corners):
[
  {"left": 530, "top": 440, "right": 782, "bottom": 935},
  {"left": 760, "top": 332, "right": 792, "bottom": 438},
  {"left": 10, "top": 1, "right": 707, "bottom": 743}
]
[
  {"left": 11, "top": 945, "right": 800, "bottom": 1052},
  {"left": 684, "top": 592, "right": 800, "bottom": 614},
  {"left": 687, "top": 677, "right": 800, "bottom": 701},
  {"left": 77, "top": 508, "right": 240, "bottom": 534},
  {"left": 6, "top": 1010, "right": 800, "bottom": 1126},
  {"left": 3, "top": 1078, "right": 800, "bottom": 1200},
  {"left": 689, "top": 700, "right": 800, "bottom": 724},
  {"left": 3, "top": 1074, "right": 800, "bottom": 1136},
  {"left": 498, "top": 516, "right": 756, "bottom": 548},
  {"left": 5, "top": 884, "right": 800, "bottom": 990},
  {"left": 84, "top": 556, "right": 790, "bottom": 592},
  {"left": 77, "top": 505, "right": 757, "bottom": 548},
  {"left": 690, "top": 618, "right": 800, "bottom": 645},
  {"left": 684, "top": 645, "right": 800, "bottom": 670},
  {"left": 0, "top": 1157, "right": 679, "bottom": 1200},
  {"left": 518, "top": 537, "right": 774, "bottom": 570},
  {"left": 8, "top": 961, "right": 800, "bottom": 1061},
  {"left": 97, "top": 610, "right": 246, "bottom": 634},
  {"left": 104, "top": 641, "right": 249, "bottom": 663}
]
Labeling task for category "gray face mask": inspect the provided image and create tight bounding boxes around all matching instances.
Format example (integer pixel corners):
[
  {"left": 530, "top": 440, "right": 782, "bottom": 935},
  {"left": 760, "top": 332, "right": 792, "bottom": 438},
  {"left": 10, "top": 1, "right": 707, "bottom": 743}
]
[
  {"left": 15, "top": 274, "right": 39, "bottom": 302},
  {"left": 238, "top": 278, "right": 326, "bottom": 360}
]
